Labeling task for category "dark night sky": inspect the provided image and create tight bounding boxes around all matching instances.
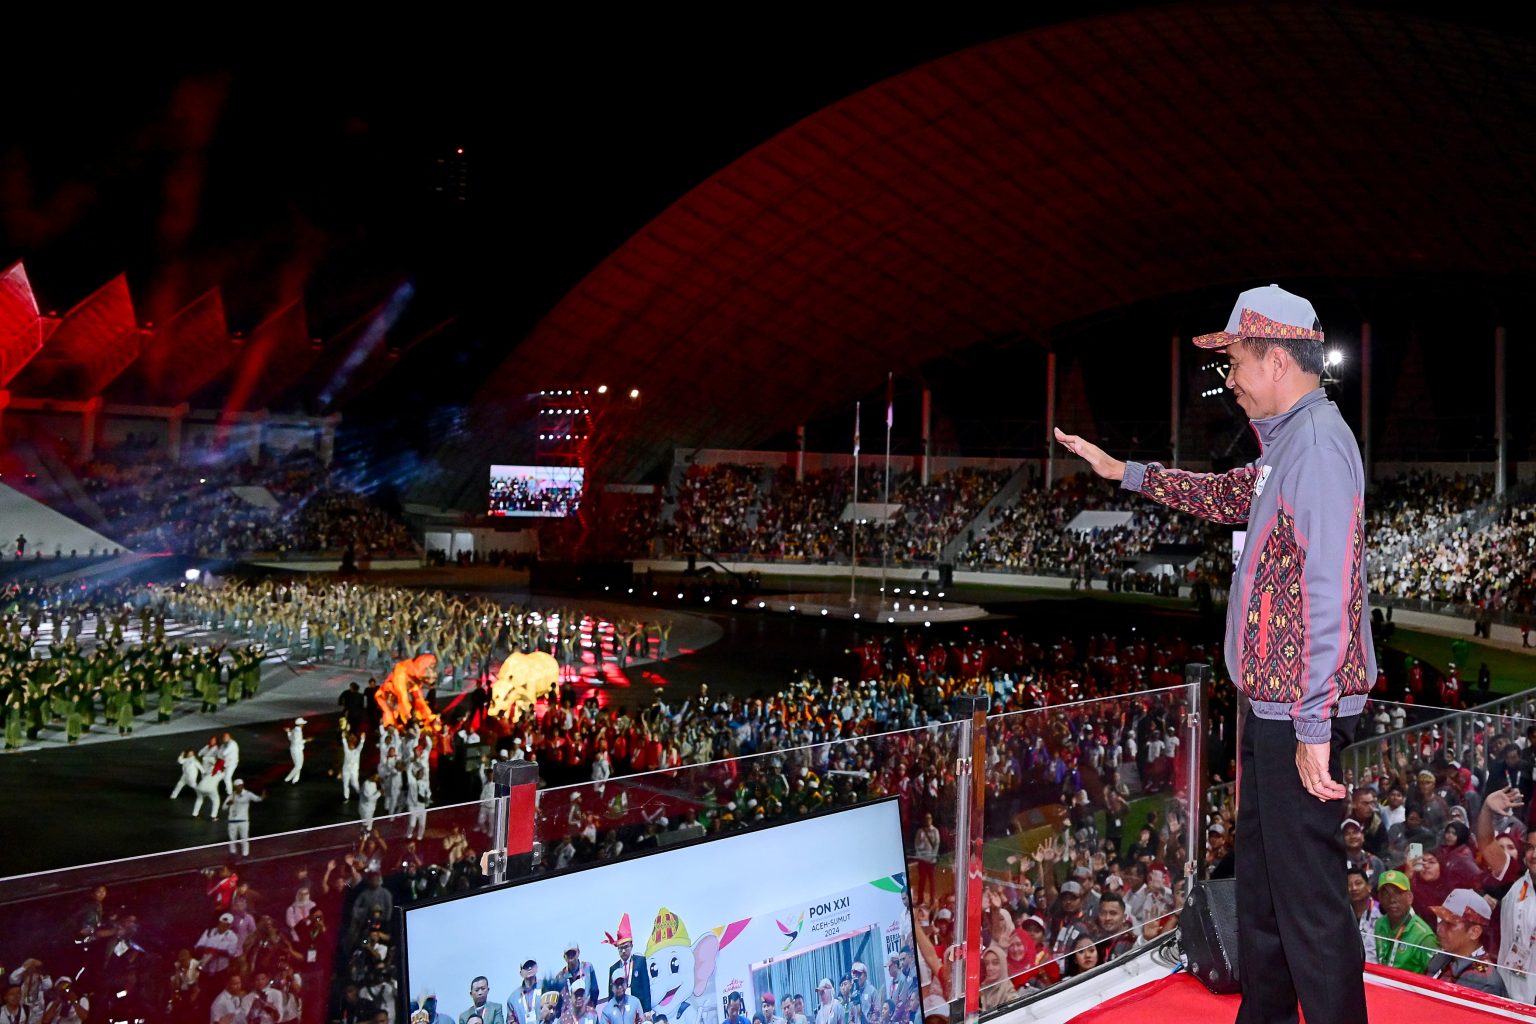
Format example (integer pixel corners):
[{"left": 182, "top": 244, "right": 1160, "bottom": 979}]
[{"left": 3, "top": 9, "right": 1535, "bottom": 472}]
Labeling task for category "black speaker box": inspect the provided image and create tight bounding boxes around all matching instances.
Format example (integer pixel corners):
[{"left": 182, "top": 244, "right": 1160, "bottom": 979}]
[{"left": 1179, "top": 878, "right": 1241, "bottom": 994}]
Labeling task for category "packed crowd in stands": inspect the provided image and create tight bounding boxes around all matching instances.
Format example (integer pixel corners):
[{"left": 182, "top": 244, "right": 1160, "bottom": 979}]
[
  {"left": 79, "top": 449, "right": 415, "bottom": 559},
  {"left": 956, "top": 475, "right": 1232, "bottom": 589},
  {"left": 1375, "top": 499, "right": 1536, "bottom": 616},
  {"left": 664, "top": 464, "right": 1009, "bottom": 567}
]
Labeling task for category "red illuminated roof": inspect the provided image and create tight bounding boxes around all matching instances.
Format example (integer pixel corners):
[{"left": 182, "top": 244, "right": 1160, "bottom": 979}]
[
  {"left": 468, "top": 5, "right": 1536, "bottom": 480},
  {"left": 12, "top": 273, "right": 142, "bottom": 400},
  {"left": 0, "top": 263, "right": 45, "bottom": 389}
]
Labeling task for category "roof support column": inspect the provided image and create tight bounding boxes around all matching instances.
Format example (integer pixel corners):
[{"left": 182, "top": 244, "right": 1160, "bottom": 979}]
[
  {"left": 1360, "top": 322, "right": 1372, "bottom": 484},
  {"left": 79, "top": 396, "right": 103, "bottom": 463},
  {"left": 796, "top": 424, "right": 806, "bottom": 483},
  {"left": 1044, "top": 351, "right": 1058, "bottom": 489},
  {"left": 1496, "top": 325, "right": 1507, "bottom": 498},
  {"left": 920, "top": 388, "right": 932, "bottom": 486},
  {"left": 1170, "top": 335, "right": 1182, "bottom": 469},
  {"left": 168, "top": 403, "right": 189, "bottom": 464}
]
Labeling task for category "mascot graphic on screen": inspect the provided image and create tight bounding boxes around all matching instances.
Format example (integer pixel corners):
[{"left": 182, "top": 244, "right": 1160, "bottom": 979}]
[{"left": 645, "top": 907, "right": 719, "bottom": 1024}]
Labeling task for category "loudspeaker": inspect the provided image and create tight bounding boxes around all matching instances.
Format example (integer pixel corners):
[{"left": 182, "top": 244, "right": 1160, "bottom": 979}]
[
  {"left": 938, "top": 562, "right": 954, "bottom": 589},
  {"left": 1179, "top": 878, "right": 1241, "bottom": 994}
]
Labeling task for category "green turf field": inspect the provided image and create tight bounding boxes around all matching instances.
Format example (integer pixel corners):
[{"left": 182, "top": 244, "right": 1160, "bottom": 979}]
[{"left": 1385, "top": 628, "right": 1536, "bottom": 695}]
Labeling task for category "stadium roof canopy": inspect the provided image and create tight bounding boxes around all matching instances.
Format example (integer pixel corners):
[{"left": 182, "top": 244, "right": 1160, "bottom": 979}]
[{"left": 457, "top": 4, "right": 1536, "bottom": 486}]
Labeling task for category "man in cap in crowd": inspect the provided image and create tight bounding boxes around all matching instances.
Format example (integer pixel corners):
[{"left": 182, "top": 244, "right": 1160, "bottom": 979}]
[
  {"left": 560, "top": 942, "right": 600, "bottom": 1011},
  {"left": 1374, "top": 870, "right": 1437, "bottom": 973},
  {"left": 508, "top": 960, "right": 543, "bottom": 1024},
  {"left": 1426, "top": 889, "right": 1505, "bottom": 996},
  {"left": 1058, "top": 284, "right": 1376, "bottom": 1024},
  {"left": 569, "top": 979, "right": 600, "bottom": 1024},
  {"left": 847, "top": 963, "right": 878, "bottom": 1024},
  {"left": 604, "top": 913, "right": 650, "bottom": 1010},
  {"left": 759, "top": 992, "right": 785, "bottom": 1024},
  {"left": 461, "top": 976, "right": 505, "bottom": 1024},
  {"left": 194, "top": 911, "right": 244, "bottom": 994}
]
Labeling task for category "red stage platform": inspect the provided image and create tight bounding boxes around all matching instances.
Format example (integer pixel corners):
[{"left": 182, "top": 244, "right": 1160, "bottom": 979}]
[{"left": 1066, "top": 965, "right": 1536, "bottom": 1023}]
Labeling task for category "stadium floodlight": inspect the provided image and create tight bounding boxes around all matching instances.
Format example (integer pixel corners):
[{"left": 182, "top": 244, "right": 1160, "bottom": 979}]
[
  {"left": 1327, "top": 349, "right": 1344, "bottom": 367},
  {"left": 598, "top": 385, "right": 608, "bottom": 394},
  {"left": 629, "top": 388, "right": 640, "bottom": 399}
]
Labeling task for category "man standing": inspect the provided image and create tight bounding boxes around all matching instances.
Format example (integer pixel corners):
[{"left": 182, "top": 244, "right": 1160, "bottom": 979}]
[
  {"left": 559, "top": 942, "right": 599, "bottom": 1005},
  {"left": 759, "top": 993, "right": 785, "bottom": 1024},
  {"left": 1058, "top": 285, "right": 1375, "bottom": 1023},
  {"left": 1497, "top": 828, "right": 1536, "bottom": 1003},
  {"left": 461, "top": 976, "right": 505, "bottom": 1024},
  {"left": 225, "top": 779, "right": 263, "bottom": 857},
  {"left": 604, "top": 914, "right": 649, "bottom": 1010},
  {"left": 507, "top": 960, "right": 543, "bottom": 1024}
]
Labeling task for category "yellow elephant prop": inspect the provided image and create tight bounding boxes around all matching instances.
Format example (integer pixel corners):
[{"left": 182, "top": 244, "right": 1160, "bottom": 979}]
[{"left": 488, "top": 650, "right": 561, "bottom": 718}]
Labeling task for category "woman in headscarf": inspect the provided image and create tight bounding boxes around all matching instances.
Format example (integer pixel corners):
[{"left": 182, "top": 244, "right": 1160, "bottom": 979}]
[{"left": 979, "top": 944, "right": 1017, "bottom": 1011}]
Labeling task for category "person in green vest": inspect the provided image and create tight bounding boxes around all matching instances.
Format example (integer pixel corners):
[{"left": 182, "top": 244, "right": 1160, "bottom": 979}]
[
  {"left": 157, "top": 674, "right": 176, "bottom": 723},
  {"left": 4, "top": 696, "right": 22, "bottom": 750},
  {"left": 227, "top": 656, "right": 243, "bottom": 704},
  {"left": 64, "top": 702, "right": 83, "bottom": 743},
  {"left": 1375, "top": 869, "right": 1438, "bottom": 973},
  {"left": 200, "top": 659, "right": 220, "bottom": 713},
  {"left": 116, "top": 690, "right": 135, "bottom": 735}
]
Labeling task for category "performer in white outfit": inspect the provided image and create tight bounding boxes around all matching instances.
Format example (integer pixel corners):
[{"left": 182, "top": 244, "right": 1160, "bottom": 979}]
[
  {"left": 405, "top": 764, "right": 429, "bottom": 840},
  {"left": 225, "top": 779, "right": 263, "bottom": 857},
  {"left": 283, "top": 718, "right": 308, "bottom": 784},
  {"left": 381, "top": 752, "right": 403, "bottom": 814},
  {"left": 340, "top": 732, "right": 365, "bottom": 800},
  {"left": 358, "top": 775, "right": 381, "bottom": 833},
  {"left": 218, "top": 733, "right": 241, "bottom": 798},
  {"left": 192, "top": 764, "right": 223, "bottom": 819},
  {"left": 171, "top": 749, "right": 202, "bottom": 799}
]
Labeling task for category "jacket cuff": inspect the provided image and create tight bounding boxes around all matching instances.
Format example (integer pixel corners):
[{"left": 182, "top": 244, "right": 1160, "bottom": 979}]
[
  {"left": 1294, "top": 718, "right": 1332, "bottom": 744},
  {"left": 1120, "top": 461, "right": 1149, "bottom": 493}
]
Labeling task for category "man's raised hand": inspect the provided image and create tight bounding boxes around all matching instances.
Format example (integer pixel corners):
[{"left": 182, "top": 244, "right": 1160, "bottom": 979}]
[{"left": 1053, "top": 428, "right": 1126, "bottom": 482}]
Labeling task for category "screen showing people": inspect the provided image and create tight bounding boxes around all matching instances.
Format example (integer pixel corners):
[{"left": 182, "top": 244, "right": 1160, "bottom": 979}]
[
  {"left": 400, "top": 801, "right": 917, "bottom": 1024},
  {"left": 489, "top": 466, "right": 584, "bottom": 518}
]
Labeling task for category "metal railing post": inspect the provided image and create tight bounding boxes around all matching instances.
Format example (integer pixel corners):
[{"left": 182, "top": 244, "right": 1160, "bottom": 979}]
[
  {"left": 951, "top": 693, "right": 989, "bottom": 1024},
  {"left": 1182, "top": 664, "right": 1210, "bottom": 881}
]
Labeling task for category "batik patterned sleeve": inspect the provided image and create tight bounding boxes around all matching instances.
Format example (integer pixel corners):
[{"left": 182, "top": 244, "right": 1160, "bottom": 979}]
[{"left": 1120, "top": 461, "right": 1257, "bottom": 525}]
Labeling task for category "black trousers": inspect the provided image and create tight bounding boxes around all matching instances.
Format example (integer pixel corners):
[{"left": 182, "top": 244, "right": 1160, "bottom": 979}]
[{"left": 1235, "top": 708, "right": 1366, "bottom": 1024}]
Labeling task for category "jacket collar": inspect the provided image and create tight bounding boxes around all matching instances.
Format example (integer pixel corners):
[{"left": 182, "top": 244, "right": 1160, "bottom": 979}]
[{"left": 1251, "top": 387, "right": 1329, "bottom": 449}]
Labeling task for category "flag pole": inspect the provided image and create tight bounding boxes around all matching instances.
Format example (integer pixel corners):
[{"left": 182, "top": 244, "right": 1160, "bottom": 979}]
[
  {"left": 850, "top": 402, "right": 860, "bottom": 606},
  {"left": 881, "top": 372, "right": 893, "bottom": 615}
]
